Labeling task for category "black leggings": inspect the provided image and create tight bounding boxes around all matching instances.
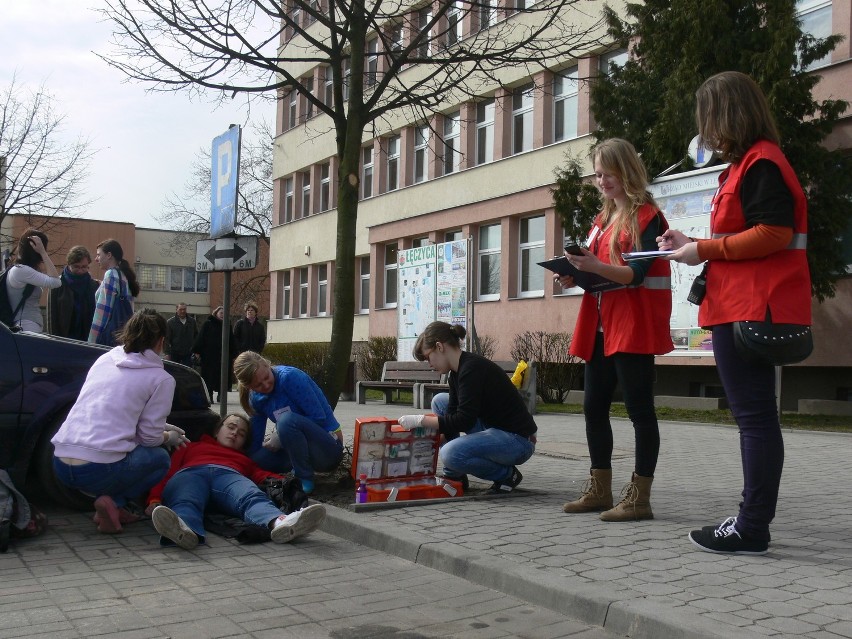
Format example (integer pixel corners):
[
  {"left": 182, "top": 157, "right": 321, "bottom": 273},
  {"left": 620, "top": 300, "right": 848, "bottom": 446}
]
[{"left": 583, "top": 333, "right": 660, "bottom": 477}]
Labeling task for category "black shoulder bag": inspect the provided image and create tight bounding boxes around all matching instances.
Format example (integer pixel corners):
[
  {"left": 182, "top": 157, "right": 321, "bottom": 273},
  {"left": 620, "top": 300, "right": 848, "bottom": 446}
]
[{"left": 732, "top": 308, "right": 813, "bottom": 366}]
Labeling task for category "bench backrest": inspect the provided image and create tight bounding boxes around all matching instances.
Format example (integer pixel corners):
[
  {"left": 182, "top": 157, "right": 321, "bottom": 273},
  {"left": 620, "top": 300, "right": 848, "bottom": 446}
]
[{"left": 380, "top": 360, "right": 444, "bottom": 383}]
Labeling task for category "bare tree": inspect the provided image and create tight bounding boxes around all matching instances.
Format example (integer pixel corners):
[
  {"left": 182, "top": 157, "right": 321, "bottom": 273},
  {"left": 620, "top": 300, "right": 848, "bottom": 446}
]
[
  {"left": 98, "top": 0, "right": 605, "bottom": 405},
  {"left": 1, "top": 76, "right": 95, "bottom": 243}
]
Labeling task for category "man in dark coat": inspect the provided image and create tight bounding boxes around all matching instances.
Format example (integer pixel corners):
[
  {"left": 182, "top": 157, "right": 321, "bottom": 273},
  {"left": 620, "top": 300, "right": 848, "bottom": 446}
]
[
  {"left": 166, "top": 303, "right": 198, "bottom": 367},
  {"left": 47, "top": 246, "right": 98, "bottom": 341}
]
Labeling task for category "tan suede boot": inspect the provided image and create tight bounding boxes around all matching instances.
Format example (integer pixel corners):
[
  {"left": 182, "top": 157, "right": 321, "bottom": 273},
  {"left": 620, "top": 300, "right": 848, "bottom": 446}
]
[
  {"left": 600, "top": 473, "right": 654, "bottom": 522},
  {"left": 562, "top": 469, "right": 613, "bottom": 513}
]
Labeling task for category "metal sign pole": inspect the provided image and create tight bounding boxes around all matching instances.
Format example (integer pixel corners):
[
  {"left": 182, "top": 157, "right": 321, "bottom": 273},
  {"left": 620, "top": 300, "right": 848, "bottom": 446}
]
[{"left": 219, "top": 270, "right": 232, "bottom": 416}]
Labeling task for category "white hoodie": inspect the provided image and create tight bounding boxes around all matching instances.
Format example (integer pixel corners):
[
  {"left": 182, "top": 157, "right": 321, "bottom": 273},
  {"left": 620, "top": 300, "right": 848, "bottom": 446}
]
[{"left": 52, "top": 346, "right": 176, "bottom": 463}]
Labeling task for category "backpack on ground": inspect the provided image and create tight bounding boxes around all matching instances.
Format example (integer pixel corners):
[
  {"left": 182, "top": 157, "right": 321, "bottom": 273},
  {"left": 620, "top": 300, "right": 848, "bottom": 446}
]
[
  {"left": 0, "top": 268, "right": 35, "bottom": 329},
  {"left": 1, "top": 470, "right": 48, "bottom": 553}
]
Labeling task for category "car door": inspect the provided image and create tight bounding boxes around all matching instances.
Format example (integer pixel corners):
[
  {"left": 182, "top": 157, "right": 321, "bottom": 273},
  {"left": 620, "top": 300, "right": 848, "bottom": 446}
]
[{"left": 0, "top": 323, "right": 24, "bottom": 470}]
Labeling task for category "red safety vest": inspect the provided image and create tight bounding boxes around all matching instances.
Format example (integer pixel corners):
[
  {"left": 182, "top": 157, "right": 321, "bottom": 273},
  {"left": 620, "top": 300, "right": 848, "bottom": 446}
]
[
  {"left": 700, "top": 139, "right": 811, "bottom": 327},
  {"left": 570, "top": 203, "right": 674, "bottom": 361}
]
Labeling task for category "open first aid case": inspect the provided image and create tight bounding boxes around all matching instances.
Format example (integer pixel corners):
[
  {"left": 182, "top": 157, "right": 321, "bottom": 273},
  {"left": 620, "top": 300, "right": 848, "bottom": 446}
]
[{"left": 352, "top": 417, "right": 465, "bottom": 503}]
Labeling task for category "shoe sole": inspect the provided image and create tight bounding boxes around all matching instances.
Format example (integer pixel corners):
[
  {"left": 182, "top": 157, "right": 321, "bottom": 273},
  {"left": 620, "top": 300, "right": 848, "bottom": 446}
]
[
  {"left": 152, "top": 507, "right": 198, "bottom": 550},
  {"left": 271, "top": 504, "right": 327, "bottom": 544},
  {"left": 687, "top": 531, "right": 769, "bottom": 556},
  {"left": 94, "top": 496, "right": 122, "bottom": 534}
]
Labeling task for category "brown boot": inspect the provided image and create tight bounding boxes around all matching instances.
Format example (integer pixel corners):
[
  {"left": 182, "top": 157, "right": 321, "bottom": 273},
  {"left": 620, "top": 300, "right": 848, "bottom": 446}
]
[
  {"left": 562, "top": 469, "right": 613, "bottom": 513},
  {"left": 600, "top": 473, "right": 654, "bottom": 522}
]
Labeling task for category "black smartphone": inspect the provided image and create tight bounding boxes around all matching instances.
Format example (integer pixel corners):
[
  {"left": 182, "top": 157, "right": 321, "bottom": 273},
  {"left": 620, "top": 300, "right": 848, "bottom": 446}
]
[{"left": 564, "top": 243, "right": 584, "bottom": 256}]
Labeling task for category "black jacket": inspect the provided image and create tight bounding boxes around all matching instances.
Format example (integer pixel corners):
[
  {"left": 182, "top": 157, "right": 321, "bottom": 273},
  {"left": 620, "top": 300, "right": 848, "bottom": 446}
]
[
  {"left": 166, "top": 315, "right": 198, "bottom": 359},
  {"left": 233, "top": 317, "right": 266, "bottom": 354}
]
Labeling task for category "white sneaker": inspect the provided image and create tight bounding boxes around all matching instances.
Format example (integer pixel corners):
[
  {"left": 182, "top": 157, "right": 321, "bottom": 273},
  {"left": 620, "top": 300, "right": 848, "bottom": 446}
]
[
  {"left": 270, "top": 504, "right": 327, "bottom": 544},
  {"left": 151, "top": 505, "right": 199, "bottom": 550}
]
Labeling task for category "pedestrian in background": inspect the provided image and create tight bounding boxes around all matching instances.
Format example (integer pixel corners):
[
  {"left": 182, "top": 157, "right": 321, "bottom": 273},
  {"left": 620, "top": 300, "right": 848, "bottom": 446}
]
[
  {"left": 2, "top": 228, "right": 61, "bottom": 332},
  {"left": 52, "top": 309, "right": 189, "bottom": 534},
  {"left": 659, "top": 71, "right": 811, "bottom": 555},
  {"left": 399, "top": 321, "right": 538, "bottom": 494},
  {"left": 232, "top": 301, "right": 266, "bottom": 356},
  {"left": 233, "top": 351, "right": 343, "bottom": 495},
  {"left": 47, "top": 245, "right": 98, "bottom": 341},
  {"left": 88, "top": 238, "right": 140, "bottom": 346},
  {"left": 193, "top": 306, "right": 233, "bottom": 402},
  {"left": 165, "top": 302, "right": 198, "bottom": 367},
  {"left": 559, "top": 138, "right": 673, "bottom": 522}
]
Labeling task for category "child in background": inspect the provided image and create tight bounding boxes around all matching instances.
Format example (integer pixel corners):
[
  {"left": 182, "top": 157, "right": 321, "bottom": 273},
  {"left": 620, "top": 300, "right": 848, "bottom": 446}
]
[{"left": 146, "top": 413, "right": 326, "bottom": 550}]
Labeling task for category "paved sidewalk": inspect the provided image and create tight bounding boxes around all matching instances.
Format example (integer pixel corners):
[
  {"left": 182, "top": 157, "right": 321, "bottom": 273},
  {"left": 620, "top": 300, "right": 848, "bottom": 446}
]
[{"left": 323, "top": 400, "right": 852, "bottom": 639}]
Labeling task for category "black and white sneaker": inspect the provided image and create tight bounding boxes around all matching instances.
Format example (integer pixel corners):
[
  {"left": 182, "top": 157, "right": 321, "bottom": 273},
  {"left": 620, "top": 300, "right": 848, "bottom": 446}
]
[
  {"left": 487, "top": 467, "right": 523, "bottom": 494},
  {"left": 688, "top": 516, "right": 769, "bottom": 555}
]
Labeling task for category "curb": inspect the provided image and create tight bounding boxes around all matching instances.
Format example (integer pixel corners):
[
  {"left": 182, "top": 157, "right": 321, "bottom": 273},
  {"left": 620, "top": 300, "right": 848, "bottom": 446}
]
[{"left": 320, "top": 504, "right": 767, "bottom": 639}]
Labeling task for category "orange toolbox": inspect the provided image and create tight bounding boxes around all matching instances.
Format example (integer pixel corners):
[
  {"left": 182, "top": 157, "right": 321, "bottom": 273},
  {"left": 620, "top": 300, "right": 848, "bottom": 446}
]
[{"left": 352, "top": 416, "right": 464, "bottom": 503}]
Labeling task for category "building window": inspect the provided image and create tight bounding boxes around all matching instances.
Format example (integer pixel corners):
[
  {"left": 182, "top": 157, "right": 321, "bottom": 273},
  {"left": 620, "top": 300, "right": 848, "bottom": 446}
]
[
  {"left": 447, "top": 1, "right": 462, "bottom": 47},
  {"left": 342, "top": 57, "right": 351, "bottom": 102},
  {"left": 388, "top": 24, "right": 403, "bottom": 54},
  {"left": 387, "top": 135, "right": 400, "bottom": 191},
  {"left": 445, "top": 230, "right": 463, "bottom": 242},
  {"left": 324, "top": 67, "right": 334, "bottom": 106},
  {"left": 512, "top": 83, "right": 534, "bottom": 155},
  {"left": 303, "top": 77, "right": 314, "bottom": 121},
  {"left": 442, "top": 111, "right": 461, "bottom": 176},
  {"left": 306, "top": 0, "right": 317, "bottom": 24},
  {"left": 366, "top": 37, "right": 378, "bottom": 87},
  {"left": 798, "top": 0, "right": 833, "bottom": 70},
  {"left": 478, "top": 224, "right": 501, "bottom": 300},
  {"left": 287, "top": 90, "right": 298, "bottom": 130},
  {"left": 359, "top": 257, "right": 370, "bottom": 313},
  {"left": 291, "top": 3, "right": 301, "bottom": 30},
  {"left": 318, "top": 264, "right": 328, "bottom": 316},
  {"left": 412, "top": 237, "right": 430, "bottom": 248},
  {"left": 600, "top": 49, "right": 628, "bottom": 74},
  {"left": 476, "top": 99, "right": 494, "bottom": 165},
  {"left": 479, "top": 0, "right": 497, "bottom": 30},
  {"left": 139, "top": 265, "right": 207, "bottom": 292},
  {"left": 301, "top": 171, "right": 311, "bottom": 216},
  {"left": 282, "top": 271, "right": 291, "bottom": 319},
  {"left": 519, "top": 215, "right": 545, "bottom": 296},
  {"left": 417, "top": 7, "right": 432, "bottom": 58},
  {"left": 414, "top": 125, "right": 429, "bottom": 183},
  {"left": 554, "top": 67, "right": 579, "bottom": 142},
  {"left": 299, "top": 267, "right": 309, "bottom": 317},
  {"left": 361, "top": 146, "right": 374, "bottom": 199},
  {"left": 320, "top": 162, "right": 331, "bottom": 211},
  {"left": 284, "top": 177, "right": 294, "bottom": 223},
  {"left": 384, "top": 243, "right": 398, "bottom": 308}
]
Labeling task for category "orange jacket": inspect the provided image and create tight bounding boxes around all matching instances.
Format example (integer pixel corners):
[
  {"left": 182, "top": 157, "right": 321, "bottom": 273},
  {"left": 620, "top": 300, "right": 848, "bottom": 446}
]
[
  {"left": 570, "top": 203, "right": 674, "bottom": 360},
  {"left": 700, "top": 140, "right": 811, "bottom": 326}
]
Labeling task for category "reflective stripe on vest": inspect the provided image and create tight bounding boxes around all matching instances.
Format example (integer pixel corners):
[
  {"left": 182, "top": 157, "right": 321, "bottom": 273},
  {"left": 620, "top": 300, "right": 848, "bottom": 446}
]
[
  {"left": 600, "top": 275, "right": 671, "bottom": 293},
  {"left": 711, "top": 232, "right": 807, "bottom": 249}
]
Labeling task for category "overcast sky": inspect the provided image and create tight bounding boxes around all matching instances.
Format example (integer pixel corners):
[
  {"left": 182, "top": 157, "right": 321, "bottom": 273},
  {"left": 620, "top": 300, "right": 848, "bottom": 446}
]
[{"left": 1, "top": 0, "right": 273, "bottom": 229}]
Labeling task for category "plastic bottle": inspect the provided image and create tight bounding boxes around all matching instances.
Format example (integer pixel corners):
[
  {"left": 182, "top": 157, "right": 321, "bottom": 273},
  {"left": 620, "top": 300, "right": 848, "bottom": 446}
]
[{"left": 356, "top": 473, "right": 368, "bottom": 503}]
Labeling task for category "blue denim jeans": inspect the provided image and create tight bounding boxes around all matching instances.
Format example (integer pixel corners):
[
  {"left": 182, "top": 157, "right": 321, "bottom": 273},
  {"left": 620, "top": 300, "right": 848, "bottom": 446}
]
[
  {"left": 712, "top": 324, "right": 784, "bottom": 541},
  {"left": 251, "top": 411, "right": 343, "bottom": 481},
  {"left": 431, "top": 393, "right": 535, "bottom": 483},
  {"left": 160, "top": 465, "right": 284, "bottom": 542},
  {"left": 53, "top": 446, "right": 170, "bottom": 508}
]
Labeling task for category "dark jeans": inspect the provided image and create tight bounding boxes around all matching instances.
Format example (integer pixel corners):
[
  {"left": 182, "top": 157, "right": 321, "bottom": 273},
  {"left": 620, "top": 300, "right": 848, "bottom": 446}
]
[
  {"left": 584, "top": 332, "right": 660, "bottom": 477},
  {"left": 251, "top": 411, "right": 343, "bottom": 481},
  {"left": 712, "top": 324, "right": 783, "bottom": 541}
]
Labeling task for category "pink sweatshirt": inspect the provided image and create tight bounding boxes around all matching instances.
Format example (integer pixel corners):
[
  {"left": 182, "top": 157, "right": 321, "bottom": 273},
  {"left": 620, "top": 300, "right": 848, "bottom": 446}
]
[{"left": 51, "top": 346, "right": 175, "bottom": 463}]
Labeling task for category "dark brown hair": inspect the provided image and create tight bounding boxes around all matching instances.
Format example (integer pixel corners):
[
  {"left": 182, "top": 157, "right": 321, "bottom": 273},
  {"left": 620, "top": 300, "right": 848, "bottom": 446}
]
[
  {"left": 413, "top": 322, "right": 466, "bottom": 361},
  {"left": 695, "top": 71, "right": 780, "bottom": 163},
  {"left": 15, "top": 228, "right": 49, "bottom": 268},
  {"left": 214, "top": 413, "right": 252, "bottom": 450},
  {"left": 118, "top": 308, "right": 167, "bottom": 354},
  {"left": 66, "top": 245, "right": 91, "bottom": 266},
  {"left": 97, "top": 239, "right": 141, "bottom": 297}
]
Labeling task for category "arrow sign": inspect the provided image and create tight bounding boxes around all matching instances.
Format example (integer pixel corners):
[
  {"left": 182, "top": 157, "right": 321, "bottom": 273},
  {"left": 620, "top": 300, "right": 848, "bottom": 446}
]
[{"left": 204, "top": 243, "right": 247, "bottom": 264}]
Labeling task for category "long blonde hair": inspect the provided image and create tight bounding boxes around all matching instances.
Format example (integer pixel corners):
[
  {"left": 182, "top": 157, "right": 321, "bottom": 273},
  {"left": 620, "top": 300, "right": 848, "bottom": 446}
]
[
  {"left": 591, "top": 138, "right": 657, "bottom": 262},
  {"left": 233, "top": 350, "right": 272, "bottom": 415}
]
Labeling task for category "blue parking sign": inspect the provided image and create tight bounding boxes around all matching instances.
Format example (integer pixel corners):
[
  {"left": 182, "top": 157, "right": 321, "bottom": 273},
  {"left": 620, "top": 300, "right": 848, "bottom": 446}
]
[{"left": 210, "top": 125, "right": 241, "bottom": 238}]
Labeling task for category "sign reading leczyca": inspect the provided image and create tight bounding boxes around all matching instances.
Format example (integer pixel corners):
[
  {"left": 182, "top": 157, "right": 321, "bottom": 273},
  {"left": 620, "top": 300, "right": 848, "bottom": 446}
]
[
  {"left": 210, "top": 125, "right": 241, "bottom": 239},
  {"left": 196, "top": 236, "right": 258, "bottom": 272}
]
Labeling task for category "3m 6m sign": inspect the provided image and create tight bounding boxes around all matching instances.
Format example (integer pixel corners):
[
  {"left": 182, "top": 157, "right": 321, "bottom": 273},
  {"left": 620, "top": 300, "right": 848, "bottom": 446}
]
[{"left": 196, "top": 236, "right": 258, "bottom": 272}]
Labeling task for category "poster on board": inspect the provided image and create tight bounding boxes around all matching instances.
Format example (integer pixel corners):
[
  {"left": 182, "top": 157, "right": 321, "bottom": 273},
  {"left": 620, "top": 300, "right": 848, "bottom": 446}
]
[
  {"left": 436, "top": 240, "right": 468, "bottom": 329},
  {"left": 397, "top": 245, "right": 437, "bottom": 361}
]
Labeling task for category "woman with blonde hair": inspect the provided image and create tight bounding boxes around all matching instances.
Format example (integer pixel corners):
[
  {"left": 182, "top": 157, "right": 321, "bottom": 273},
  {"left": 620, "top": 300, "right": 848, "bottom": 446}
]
[
  {"left": 558, "top": 138, "right": 673, "bottom": 522},
  {"left": 233, "top": 351, "right": 342, "bottom": 494}
]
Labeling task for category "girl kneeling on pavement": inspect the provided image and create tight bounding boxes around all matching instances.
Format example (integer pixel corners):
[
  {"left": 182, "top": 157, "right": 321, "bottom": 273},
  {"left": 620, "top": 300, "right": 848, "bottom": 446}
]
[
  {"left": 52, "top": 309, "right": 187, "bottom": 533},
  {"left": 398, "top": 322, "right": 538, "bottom": 493},
  {"left": 145, "top": 413, "right": 326, "bottom": 550}
]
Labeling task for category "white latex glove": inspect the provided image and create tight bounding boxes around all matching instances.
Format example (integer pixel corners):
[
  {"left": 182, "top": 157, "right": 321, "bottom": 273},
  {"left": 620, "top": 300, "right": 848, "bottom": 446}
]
[
  {"left": 397, "top": 414, "right": 425, "bottom": 430},
  {"left": 263, "top": 427, "right": 282, "bottom": 451},
  {"left": 163, "top": 427, "right": 189, "bottom": 449}
]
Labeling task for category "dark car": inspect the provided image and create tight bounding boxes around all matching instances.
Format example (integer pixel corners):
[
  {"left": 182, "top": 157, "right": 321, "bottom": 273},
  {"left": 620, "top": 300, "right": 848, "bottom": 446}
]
[{"left": 0, "top": 322, "right": 220, "bottom": 509}]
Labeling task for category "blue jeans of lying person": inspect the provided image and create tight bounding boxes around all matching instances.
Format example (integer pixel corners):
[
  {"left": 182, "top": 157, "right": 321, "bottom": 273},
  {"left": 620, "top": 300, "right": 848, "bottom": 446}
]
[
  {"left": 431, "top": 393, "right": 535, "bottom": 484},
  {"left": 53, "top": 445, "right": 170, "bottom": 508},
  {"left": 159, "top": 465, "right": 284, "bottom": 544},
  {"left": 250, "top": 411, "right": 343, "bottom": 481}
]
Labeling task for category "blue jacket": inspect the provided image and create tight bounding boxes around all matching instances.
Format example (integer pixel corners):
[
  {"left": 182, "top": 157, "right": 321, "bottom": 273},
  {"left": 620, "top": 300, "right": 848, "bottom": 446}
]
[{"left": 247, "top": 366, "right": 339, "bottom": 455}]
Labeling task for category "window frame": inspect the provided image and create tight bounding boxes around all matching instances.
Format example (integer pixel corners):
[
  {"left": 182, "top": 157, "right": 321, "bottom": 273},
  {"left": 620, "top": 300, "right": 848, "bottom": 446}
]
[
  {"left": 518, "top": 215, "right": 546, "bottom": 297},
  {"left": 387, "top": 135, "right": 400, "bottom": 191},
  {"left": 476, "top": 99, "right": 495, "bottom": 165},
  {"left": 477, "top": 223, "right": 501, "bottom": 301},
  {"left": 361, "top": 146, "right": 374, "bottom": 199},
  {"left": 383, "top": 243, "right": 398, "bottom": 308},
  {"left": 553, "top": 67, "right": 579, "bottom": 143},
  {"left": 512, "top": 83, "right": 534, "bottom": 155},
  {"left": 301, "top": 170, "right": 311, "bottom": 217},
  {"left": 414, "top": 125, "right": 429, "bottom": 184},
  {"left": 284, "top": 176, "right": 294, "bottom": 223},
  {"left": 320, "top": 162, "right": 331, "bottom": 211},
  {"left": 359, "top": 257, "right": 371, "bottom": 313},
  {"left": 299, "top": 267, "right": 309, "bottom": 318},
  {"left": 442, "top": 111, "right": 461, "bottom": 176},
  {"left": 317, "top": 263, "right": 329, "bottom": 316}
]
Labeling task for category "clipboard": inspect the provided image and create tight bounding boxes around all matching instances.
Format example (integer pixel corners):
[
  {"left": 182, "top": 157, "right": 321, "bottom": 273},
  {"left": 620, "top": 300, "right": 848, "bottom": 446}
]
[{"left": 538, "top": 257, "right": 623, "bottom": 293}]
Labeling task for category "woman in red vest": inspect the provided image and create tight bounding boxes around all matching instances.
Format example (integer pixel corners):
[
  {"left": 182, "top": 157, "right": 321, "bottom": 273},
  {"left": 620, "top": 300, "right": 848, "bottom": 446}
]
[
  {"left": 559, "top": 138, "right": 673, "bottom": 522},
  {"left": 659, "top": 72, "right": 811, "bottom": 555}
]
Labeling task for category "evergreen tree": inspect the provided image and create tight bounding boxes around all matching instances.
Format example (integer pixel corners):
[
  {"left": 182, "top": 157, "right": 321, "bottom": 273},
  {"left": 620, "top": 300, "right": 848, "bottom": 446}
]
[{"left": 553, "top": 0, "right": 850, "bottom": 300}]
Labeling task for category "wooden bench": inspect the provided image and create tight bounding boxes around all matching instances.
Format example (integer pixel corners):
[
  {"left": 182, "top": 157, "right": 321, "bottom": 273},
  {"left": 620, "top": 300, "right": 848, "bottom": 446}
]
[
  {"left": 415, "top": 360, "right": 538, "bottom": 415},
  {"left": 355, "top": 360, "right": 445, "bottom": 406}
]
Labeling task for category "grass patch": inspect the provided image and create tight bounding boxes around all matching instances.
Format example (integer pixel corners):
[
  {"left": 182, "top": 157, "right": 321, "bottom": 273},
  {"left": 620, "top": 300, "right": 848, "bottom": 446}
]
[{"left": 538, "top": 403, "right": 852, "bottom": 433}]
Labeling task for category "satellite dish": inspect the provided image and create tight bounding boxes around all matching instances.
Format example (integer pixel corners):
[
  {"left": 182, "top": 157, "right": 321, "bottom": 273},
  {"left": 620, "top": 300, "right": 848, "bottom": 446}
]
[{"left": 688, "top": 135, "right": 717, "bottom": 168}]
